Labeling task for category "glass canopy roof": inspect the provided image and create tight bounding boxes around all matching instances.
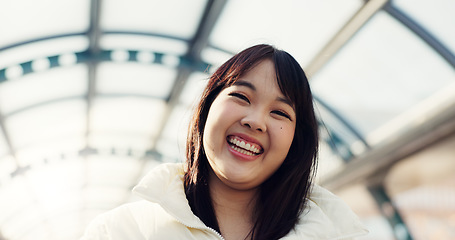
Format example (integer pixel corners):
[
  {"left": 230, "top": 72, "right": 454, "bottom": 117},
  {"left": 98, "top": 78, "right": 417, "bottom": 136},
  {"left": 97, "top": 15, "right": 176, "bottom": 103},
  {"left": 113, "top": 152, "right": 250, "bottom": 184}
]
[{"left": 0, "top": 0, "right": 454, "bottom": 239}]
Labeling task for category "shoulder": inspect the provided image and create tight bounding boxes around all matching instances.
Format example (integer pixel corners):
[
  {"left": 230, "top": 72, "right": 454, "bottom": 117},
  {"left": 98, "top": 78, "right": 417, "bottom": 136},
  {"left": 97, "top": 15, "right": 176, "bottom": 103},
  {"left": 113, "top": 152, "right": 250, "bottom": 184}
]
[
  {"left": 80, "top": 163, "right": 213, "bottom": 240},
  {"left": 283, "top": 185, "right": 368, "bottom": 240},
  {"left": 80, "top": 201, "right": 162, "bottom": 240},
  {"left": 80, "top": 199, "right": 220, "bottom": 240}
]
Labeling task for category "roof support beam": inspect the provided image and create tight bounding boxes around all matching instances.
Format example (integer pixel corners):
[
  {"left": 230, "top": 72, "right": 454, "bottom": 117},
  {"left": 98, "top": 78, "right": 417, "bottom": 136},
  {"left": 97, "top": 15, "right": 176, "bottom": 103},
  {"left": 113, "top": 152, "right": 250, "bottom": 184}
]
[
  {"left": 85, "top": 0, "right": 102, "bottom": 144},
  {"left": 124, "top": 0, "right": 228, "bottom": 204},
  {"left": 313, "top": 95, "right": 370, "bottom": 152},
  {"left": 321, "top": 85, "right": 455, "bottom": 191},
  {"left": 305, "top": 0, "right": 389, "bottom": 77},
  {"left": 383, "top": 2, "right": 455, "bottom": 69},
  {"left": 80, "top": 0, "right": 102, "bottom": 233},
  {"left": 149, "top": 0, "right": 227, "bottom": 151},
  {"left": 0, "top": 108, "right": 19, "bottom": 166}
]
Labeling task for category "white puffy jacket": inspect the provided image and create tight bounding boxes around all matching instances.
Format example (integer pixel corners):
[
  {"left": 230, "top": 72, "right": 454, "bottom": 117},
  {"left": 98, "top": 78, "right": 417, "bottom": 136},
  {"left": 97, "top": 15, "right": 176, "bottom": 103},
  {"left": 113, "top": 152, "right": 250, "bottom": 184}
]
[{"left": 81, "top": 163, "right": 368, "bottom": 240}]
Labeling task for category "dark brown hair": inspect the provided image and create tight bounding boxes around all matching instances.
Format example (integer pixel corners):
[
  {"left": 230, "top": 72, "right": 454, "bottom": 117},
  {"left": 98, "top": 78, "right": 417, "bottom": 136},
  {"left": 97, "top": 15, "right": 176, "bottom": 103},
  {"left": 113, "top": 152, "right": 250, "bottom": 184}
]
[{"left": 184, "top": 44, "right": 319, "bottom": 239}]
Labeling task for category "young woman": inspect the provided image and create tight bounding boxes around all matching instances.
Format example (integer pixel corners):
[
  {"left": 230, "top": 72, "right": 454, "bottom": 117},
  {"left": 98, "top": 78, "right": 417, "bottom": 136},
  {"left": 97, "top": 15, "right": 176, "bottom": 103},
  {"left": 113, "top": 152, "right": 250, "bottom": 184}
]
[{"left": 81, "top": 44, "right": 368, "bottom": 240}]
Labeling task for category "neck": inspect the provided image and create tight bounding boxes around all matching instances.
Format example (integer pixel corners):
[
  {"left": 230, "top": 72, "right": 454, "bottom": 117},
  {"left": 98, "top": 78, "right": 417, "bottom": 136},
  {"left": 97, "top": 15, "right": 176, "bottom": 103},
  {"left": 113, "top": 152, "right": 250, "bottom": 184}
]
[
  {"left": 208, "top": 170, "right": 257, "bottom": 240},
  {"left": 209, "top": 170, "right": 258, "bottom": 214}
]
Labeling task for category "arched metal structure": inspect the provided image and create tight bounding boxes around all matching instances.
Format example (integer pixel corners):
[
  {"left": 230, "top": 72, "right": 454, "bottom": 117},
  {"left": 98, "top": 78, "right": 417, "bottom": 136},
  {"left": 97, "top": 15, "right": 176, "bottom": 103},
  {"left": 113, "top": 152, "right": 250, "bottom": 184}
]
[{"left": 0, "top": 0, "right": 454, "bottom": 239}]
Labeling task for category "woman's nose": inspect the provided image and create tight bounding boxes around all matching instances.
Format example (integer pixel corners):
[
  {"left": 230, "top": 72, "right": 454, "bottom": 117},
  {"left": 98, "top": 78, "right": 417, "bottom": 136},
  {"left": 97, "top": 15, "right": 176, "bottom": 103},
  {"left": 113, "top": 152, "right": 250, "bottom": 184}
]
[{"left": 240, "top": 110, "right": 267, "bottom": 132}]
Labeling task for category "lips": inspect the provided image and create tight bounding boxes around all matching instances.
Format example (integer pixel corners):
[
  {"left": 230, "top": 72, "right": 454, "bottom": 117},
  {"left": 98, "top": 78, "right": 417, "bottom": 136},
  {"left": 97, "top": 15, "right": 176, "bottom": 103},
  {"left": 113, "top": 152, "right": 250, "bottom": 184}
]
[{"left": 227, "top": 135, "right": 263, "bottom": 156}]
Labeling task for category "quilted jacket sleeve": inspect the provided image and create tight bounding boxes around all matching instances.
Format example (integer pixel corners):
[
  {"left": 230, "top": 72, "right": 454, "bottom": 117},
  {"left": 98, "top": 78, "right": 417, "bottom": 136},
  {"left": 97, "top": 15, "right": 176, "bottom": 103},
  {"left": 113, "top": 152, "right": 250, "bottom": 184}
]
[
  {"left": 80, "top": 203, "right": 148, "bottom": 240},
  {"left": 80, "top": 213, "right": 111, "bottom": 240}
]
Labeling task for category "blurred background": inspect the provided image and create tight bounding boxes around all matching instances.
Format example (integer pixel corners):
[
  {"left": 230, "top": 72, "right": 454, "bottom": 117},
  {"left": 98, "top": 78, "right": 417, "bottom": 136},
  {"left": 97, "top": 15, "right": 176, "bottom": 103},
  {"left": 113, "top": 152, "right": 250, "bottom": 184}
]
[{"left": 0, "top": 0, "right": 454, "bottom": 239}]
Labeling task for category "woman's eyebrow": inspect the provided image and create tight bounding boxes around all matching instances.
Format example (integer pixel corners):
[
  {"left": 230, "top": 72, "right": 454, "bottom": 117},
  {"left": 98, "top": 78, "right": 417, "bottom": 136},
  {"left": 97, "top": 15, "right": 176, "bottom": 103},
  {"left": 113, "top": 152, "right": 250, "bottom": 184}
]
[
  {"left": 234, "top": 80, "right": 294, "bottom": 109},
  {"left": 233, "top": 80, "right": 256, "bottom": 91},
  {"left": 277, "top": 97, "right": 295, "bottom": 110}
]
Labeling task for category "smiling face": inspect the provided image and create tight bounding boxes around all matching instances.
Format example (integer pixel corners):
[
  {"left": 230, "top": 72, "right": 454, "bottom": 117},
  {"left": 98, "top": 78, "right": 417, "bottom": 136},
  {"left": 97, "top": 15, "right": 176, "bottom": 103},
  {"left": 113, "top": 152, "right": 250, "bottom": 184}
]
[{"left": 203, "top": 59, "right": 296, "bottom": 191}]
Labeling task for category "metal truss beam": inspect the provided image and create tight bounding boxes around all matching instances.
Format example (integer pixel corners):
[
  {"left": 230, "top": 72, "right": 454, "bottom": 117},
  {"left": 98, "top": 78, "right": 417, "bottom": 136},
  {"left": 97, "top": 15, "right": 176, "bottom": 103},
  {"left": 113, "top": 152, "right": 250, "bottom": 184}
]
[
  {"left": 368, "top": 184, "right": 413, "bottom": 240},
  {"left": 123, "top": 0, "right": 228, "bottom": 204},
  {"left": 0, "top": 108, "right": 19, "bottom": 166},
  {"left": 321, "top": 85, "right": 455, "bottom": 191},
  {"left": 85, "top": 0, "right": 102, "bottom": 144},
  {"left": 305, "top": 0, "right": 389, "bottom": 77},
  {"left": 149, "top": 0, "right": 228, "bottom": 151},
  {"left": 383, "top": 2, "right": 455, "bottom": 69}
]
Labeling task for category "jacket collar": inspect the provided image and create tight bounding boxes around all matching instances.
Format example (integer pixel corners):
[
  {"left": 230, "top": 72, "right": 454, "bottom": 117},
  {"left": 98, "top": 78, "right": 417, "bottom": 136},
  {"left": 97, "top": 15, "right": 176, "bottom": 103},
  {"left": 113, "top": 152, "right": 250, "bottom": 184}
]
[
  {"left": 283, "top": 185, "right": 369, "bottom": 239},
  {"left": 132, "top": 163, "right": 368, "bottom": 239},
  {"left": 132, "top": 163, "right": 208, "bottom": 230}
]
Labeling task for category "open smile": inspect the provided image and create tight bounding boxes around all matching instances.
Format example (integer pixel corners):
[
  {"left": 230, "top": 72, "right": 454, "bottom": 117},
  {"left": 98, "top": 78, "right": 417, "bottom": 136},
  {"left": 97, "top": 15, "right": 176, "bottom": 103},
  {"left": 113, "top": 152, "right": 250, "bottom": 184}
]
[{"left": 227, "top": 135, "right": 263, "bottom": 157}]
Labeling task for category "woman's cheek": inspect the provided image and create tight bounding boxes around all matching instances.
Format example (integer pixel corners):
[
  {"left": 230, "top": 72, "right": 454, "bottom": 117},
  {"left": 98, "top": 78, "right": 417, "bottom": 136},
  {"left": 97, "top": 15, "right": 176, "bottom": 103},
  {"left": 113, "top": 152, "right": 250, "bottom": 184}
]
[{"left": 276, "top": 123, "right": 295, "bottom": 144}]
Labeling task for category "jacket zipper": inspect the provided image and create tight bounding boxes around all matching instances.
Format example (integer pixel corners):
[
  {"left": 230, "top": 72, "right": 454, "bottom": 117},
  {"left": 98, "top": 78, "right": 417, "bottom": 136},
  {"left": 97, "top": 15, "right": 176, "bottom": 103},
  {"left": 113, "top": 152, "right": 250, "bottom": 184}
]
[
  {"left": 157, "top": 198, "right": 225, "bottom": 239},
  {"left": 206, "top": 226, "right": 225, "bottom": 240},
  {"left": 172, "top": 216, "right": 225, "bottom": 240}
]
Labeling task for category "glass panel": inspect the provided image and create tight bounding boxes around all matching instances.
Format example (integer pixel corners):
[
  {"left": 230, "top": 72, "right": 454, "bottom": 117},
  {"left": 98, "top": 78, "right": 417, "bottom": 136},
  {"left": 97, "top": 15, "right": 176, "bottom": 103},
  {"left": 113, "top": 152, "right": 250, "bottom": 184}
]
[
  {"left": 5, "top": 100, "right": 86, "bottom": 150},
  {"left": 157, "top": 72, "right": 210, "bottom": 159},
  {"left": 15, "top": 138, "right": 85, "bottom": 167},
  {"left": 0, "top": 0, "right": 90, "bottom": 48},
  {"left": 85, "top": 155, "right": 141, "bottom": 187},
  {"left": 88, "top": 134, "right": 151, "bottom": 153},
  {"left": 83, "top": 187, "right": 129, "bottom": 210},
  {"left": 315, "top": 99, "right": 368, "bottom": 158},
  {"left": 316, "top": 141, "right": 345, "bottom": 179},
  {"left": 210, "top": 0, "right": 363, "bottom": 67},
  {"left": 2, "top": 204, "right": 43, "bottom": 239},
  {"left": 201, "top": 47, "right": 234, "bottom": 69},
  {"left": 0, "top": 156, "right": 16, "bottom": 183},
  {"left": 393, "top": 0, "right": 455, "bottom": 54},
  {"left": 0, "top": 176, "right": 36, "bottom": 237},
  {"left": 155, "top": 105, "right": 191, "bottom": 159},
  {"left": 178, "top": 72, "right": 209, "bottom": 105},
  {"left": 0, "top": 65, "right": 88, "bottom": 115},
  {"left": 311, "top": 11, "right": 455, "bottom": 143},
  {"left": 0, "top": 133, "right": 9, "bottom": 157},
  {"left": 101, "top": 0, "right": 207, "bottom": 39},
  {"left": 97, "top": 62, "right": 176, "bottom": 99},
  {"left": 89, "top": 97, "right": 166, "bottom": 150},
  {"left": 25, "top": 162, "right": 83, "bottom": 212}
]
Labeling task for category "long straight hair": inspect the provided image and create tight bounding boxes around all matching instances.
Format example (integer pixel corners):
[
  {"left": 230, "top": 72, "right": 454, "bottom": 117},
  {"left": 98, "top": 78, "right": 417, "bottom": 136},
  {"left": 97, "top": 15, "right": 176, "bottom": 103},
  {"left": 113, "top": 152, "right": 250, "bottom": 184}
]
[{"left": 184, "top": 44, "right": 319, "bottom": 240}]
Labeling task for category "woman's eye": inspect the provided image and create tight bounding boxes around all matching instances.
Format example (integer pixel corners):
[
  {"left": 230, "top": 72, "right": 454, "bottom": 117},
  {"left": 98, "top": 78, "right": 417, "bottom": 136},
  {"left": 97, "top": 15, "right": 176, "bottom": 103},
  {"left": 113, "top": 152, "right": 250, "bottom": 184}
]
[
  {"left": 229, "top": 93, "right": 250, "bottom": 103},
  {"left": 272, "top": 110, "right": 291, "bottom": 120}
]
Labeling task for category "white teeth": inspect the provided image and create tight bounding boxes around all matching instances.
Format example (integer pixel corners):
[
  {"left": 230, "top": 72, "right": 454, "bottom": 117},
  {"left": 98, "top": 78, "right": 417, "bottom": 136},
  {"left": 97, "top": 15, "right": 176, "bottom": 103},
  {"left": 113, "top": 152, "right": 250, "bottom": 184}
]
[
  {"left": 230, "top": 145, "right": 255, "bottom": 156},
  {"left": 228, "top": 137, "right": 261, "bottom": 154}
]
